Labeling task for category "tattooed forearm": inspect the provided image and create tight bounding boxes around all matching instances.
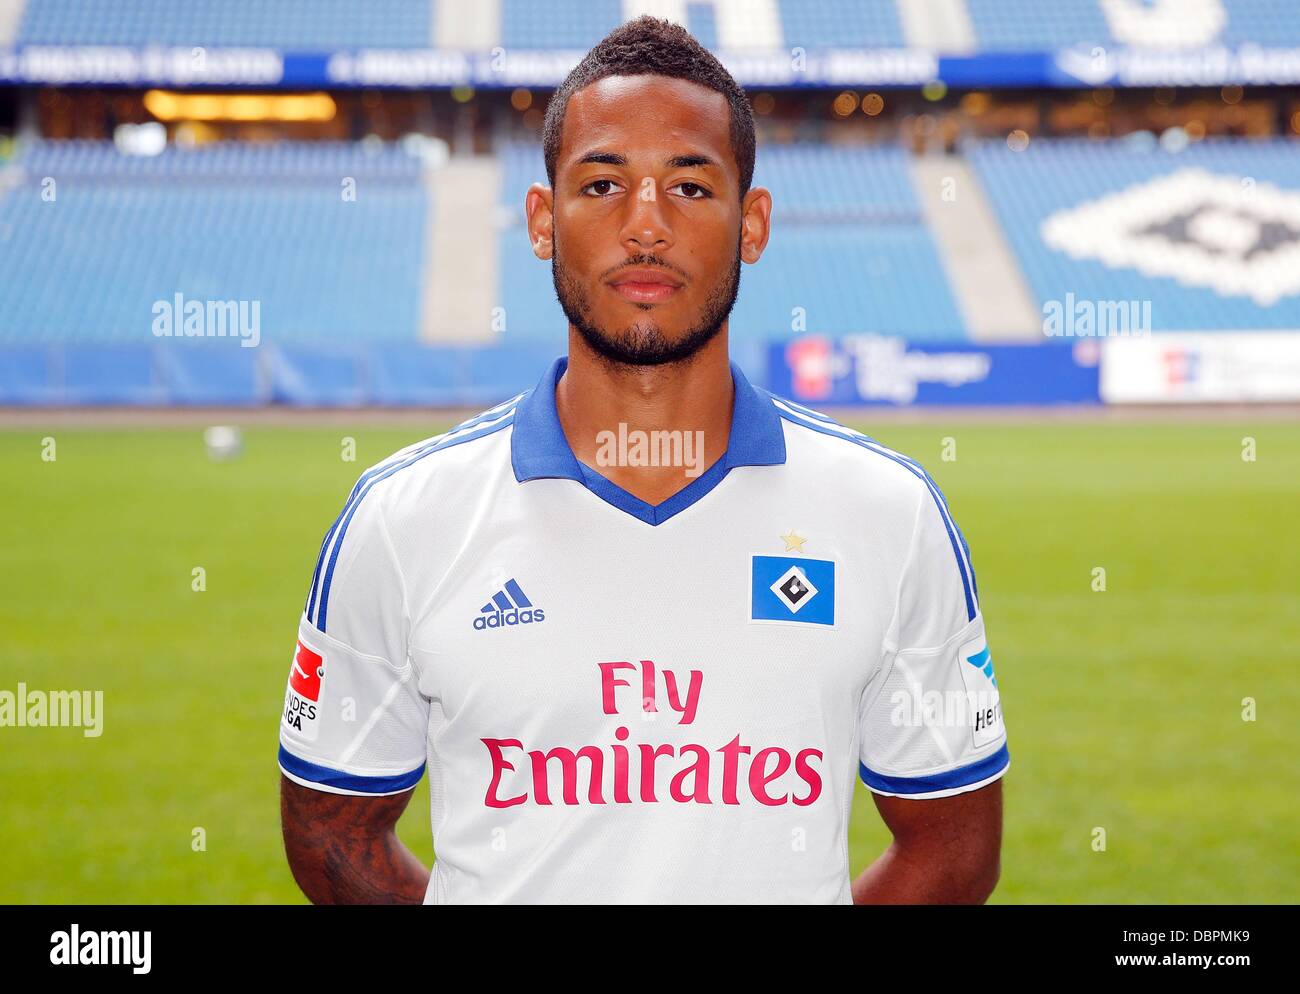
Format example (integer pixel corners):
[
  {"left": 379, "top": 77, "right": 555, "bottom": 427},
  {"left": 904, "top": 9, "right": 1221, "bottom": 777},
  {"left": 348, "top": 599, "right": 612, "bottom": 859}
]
[{"left": 280, "top": 774, "right": 431, "bottom": 904}]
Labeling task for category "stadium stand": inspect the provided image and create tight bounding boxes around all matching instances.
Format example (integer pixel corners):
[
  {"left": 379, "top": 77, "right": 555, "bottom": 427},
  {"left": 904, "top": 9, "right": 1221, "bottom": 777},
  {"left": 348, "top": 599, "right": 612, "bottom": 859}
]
[
  {"left": 964, "top": 0, "right": 1112, "bottom": 51},
  {"left": 16, "top": 0, "right": 435, "bottom": 48},
  {"left": 499, "top": 0, "right": 624, "bottom": 51},
  {"left": 6, "top": 133, "right": 1297, "bottom": 357},
  {"left": 0, "top": 140, "right": 428, "bottom": 345},
  {"left": 911, "top": 154, "right": 1041, "bottom": 340},
  {"left": 968, "top": 137, "right": 1300, "bottom": 330},
  {"left": 3, "top": 2, "right": 1298, "bottom": 406},
  {"left": 964, "top": 0, "right": 1300, "bottom": 50},
  {"left": 776, "top": 0, "right": 906, "bottom": 49},
  {"left": 14, "top": 0, "right": 1298, "bottom": 51}
]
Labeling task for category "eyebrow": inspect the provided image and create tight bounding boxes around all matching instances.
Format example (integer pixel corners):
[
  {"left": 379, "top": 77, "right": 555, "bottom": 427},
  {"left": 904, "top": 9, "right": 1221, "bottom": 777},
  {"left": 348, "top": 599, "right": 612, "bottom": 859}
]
[{"left": 573, "top": 151, "right": 721, "bottom": 170}]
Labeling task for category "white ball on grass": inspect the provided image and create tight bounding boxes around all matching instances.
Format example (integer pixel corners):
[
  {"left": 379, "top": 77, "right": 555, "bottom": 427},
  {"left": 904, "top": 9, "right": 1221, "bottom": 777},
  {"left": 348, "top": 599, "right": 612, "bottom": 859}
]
[{"left": 203, "top": 426, "right": 243, "bottom": 461}]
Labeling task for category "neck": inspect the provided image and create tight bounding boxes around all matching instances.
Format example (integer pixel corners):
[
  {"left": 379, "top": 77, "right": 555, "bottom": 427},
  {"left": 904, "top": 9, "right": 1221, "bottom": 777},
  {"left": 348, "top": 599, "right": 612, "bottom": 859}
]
[{"left": 555, "top": 328, "right": 734, "bottom": 505}]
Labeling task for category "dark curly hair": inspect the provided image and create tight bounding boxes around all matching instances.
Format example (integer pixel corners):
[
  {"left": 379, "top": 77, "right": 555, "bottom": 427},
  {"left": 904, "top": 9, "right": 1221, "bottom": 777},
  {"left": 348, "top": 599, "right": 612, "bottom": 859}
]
[{"left": 541, "top": 15, "right": 756, "bottom": 200}]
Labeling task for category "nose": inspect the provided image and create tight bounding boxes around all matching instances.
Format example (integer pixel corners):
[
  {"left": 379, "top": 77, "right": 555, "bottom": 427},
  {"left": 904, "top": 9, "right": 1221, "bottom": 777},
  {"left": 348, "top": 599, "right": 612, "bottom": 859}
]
[{"left": 620, "top": 180, "right": 673, "bottom": 253}]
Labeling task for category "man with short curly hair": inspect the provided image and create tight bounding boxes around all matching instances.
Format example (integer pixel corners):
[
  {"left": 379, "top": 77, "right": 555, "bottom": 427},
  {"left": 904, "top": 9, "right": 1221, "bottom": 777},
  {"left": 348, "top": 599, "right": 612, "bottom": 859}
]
[{"left": 279, "top": 15, "right": 1007, "bottom": 905}]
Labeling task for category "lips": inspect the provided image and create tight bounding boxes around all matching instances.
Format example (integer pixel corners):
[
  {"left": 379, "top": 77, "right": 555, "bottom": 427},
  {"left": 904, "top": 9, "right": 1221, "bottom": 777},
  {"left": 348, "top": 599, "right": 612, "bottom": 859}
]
[{"left": 608, "top": 267, "right": 683, "bottom": 303}]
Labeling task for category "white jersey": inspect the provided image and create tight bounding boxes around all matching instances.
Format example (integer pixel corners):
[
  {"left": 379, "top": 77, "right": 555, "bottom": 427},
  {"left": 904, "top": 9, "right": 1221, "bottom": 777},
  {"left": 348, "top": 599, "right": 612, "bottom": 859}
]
[{"left": 278, "top": 355, "right": 1009, "bottom": 904}]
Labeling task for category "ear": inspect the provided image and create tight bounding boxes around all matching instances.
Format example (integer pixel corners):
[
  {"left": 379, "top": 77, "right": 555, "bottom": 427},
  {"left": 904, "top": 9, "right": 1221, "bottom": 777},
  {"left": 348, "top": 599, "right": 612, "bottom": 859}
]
[
  {"left": 525, "top": 182, "right": 555, "bottom": 261},
  {"left": 739, "top": 186, "right": 773, "bottom": 265}
]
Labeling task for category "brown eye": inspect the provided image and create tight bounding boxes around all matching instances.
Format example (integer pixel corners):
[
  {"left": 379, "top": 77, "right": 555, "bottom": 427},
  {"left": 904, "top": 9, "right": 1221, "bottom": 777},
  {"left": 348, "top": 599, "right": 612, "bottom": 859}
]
[
  {"left": 674, "top": 182, "right": 710, "bottom": 199},
  {"left": 582, "top": 179, "right": 620, "bottom": 197}
]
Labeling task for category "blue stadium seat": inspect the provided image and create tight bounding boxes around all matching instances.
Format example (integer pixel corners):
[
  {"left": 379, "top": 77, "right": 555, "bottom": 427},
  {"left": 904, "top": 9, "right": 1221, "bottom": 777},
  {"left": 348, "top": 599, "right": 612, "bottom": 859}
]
[
  {"left": 778, "top": 0, "right": 905, "bottom": 49},
  {"left": 500, "top": 0, "right": 624, "bottom": 51},
  {"left": 964, "top": 0, "right": 1300, "bottom": 51},
  {"left": 965, "top": 0, "right": 1111, "bottom": 51},
  {"left": 0, "top": 140, "right": 428, "bottom": 345},
  {"left": 18, "top": 0, "right": 433, "bottom": 49},
  {"left": 966, "top": 137, "right": 1300, "bottom": 330},
  {"left": 19, "top": 1, "right": 1299, "bottom": 51}
]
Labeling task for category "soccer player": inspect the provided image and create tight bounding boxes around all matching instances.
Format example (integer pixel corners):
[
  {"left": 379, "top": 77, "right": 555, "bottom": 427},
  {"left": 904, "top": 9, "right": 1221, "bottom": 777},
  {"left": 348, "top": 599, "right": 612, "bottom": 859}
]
[{"left": 279, "top": 16, "right": 1008, "bottom": 904}]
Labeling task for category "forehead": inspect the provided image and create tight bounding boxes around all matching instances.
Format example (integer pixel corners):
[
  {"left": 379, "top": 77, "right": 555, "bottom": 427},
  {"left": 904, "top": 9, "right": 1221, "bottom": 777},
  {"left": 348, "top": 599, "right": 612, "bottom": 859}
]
[{"left": 558, "top": 74, "right": 734, "bottom": 172}]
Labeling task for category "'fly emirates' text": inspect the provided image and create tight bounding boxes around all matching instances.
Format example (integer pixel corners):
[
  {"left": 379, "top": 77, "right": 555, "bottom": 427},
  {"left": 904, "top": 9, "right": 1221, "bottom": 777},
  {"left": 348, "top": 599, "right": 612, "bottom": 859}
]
[{"left": 481, "top": 660, "right": 825, "bottom": 808}]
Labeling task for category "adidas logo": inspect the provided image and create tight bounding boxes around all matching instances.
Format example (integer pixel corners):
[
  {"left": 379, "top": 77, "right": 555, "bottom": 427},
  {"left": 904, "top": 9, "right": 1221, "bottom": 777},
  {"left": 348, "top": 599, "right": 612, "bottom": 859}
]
[{"left": 473, "top": 578, "right": 545, "bottom": 631}]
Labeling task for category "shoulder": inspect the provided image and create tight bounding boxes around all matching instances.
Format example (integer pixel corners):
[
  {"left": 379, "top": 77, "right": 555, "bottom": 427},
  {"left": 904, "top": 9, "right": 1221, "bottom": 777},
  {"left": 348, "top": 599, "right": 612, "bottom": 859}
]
[
  {"left": 302, "top": 394, "right": 524, "bottom": 632},
  {"left": 762, "top": 390, "right": 979, "bottom": 620},
  {"left": 347, "top": 392, "right": 523, "bottom": 512},
  {"left": 762, "top": 391, "right": 981, "bottom": 626},
  {"left": 761, "top": 389, "right": 943, "bottom": 510}
]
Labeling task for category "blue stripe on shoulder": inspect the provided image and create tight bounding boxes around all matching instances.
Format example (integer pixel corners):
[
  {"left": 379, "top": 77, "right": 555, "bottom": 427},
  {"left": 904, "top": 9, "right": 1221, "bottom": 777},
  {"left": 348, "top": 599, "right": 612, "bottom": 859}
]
[
  {"left": 315, "top": 410, "right": 516, "bottom": 632},
  {"left": 305, "top": 398, "right": 522, "bottom": 622},
  {"left": 771, "top": 401, "right": 978, "bottom": 622},
  {"left": 770, "top": 394, "right": 839, "bottom": 424}
]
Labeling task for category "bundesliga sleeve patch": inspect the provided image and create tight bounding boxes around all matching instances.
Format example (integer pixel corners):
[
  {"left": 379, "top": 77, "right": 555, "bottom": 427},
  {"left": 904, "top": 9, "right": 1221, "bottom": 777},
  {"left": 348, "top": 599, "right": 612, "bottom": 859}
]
[
  {"left": 283, "top": 638, "right": 324, "bottom": 742},
  {"left": 751, "top": 556, "right": 835, "bottom": 626}
]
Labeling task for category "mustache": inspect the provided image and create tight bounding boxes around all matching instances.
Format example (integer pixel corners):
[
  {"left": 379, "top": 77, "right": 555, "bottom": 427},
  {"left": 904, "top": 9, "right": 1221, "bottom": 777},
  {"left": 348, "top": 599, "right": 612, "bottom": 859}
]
[{"left": 604, "top": 255, "right": 689, "bottom": 283}]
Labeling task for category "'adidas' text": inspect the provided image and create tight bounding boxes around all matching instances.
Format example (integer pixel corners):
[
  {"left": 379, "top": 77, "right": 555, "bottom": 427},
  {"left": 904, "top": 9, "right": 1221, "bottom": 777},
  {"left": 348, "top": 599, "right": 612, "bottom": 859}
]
[{"left": 474, "top": 579, "right": 545, "bottom": 631}]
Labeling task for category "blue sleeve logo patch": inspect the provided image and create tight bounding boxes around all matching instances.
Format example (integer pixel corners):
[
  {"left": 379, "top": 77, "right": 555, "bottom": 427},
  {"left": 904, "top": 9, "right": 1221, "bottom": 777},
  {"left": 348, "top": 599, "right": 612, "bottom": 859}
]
[{"left": 751, "top": 556, "right": 835, "bottom": 626}]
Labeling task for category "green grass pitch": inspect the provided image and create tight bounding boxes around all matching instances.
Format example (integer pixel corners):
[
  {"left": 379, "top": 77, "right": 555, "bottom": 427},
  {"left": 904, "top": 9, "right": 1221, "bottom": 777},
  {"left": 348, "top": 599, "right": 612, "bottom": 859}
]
[{"left": 1, "top": 419, "right": 1297, "bottom": 903}]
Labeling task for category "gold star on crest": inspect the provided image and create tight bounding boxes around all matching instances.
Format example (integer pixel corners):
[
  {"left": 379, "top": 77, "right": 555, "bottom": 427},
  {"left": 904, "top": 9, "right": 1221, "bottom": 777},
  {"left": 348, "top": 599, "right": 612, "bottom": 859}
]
[{"left": 781, "top": 531, "right": 807, "bottom": 553}]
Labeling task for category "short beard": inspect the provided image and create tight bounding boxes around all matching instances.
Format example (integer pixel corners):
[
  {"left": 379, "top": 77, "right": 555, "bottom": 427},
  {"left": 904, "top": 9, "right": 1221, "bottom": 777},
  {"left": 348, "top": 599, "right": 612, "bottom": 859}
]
[{"left": 551, "top": 233, "right": 741, "bottom": 369}]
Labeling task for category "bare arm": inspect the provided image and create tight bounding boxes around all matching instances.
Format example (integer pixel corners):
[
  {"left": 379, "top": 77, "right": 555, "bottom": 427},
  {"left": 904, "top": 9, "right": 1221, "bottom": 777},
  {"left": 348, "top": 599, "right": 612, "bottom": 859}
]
[
  {"left": 852, "top": 779, "right": 1002, "bottom": 904},
  {"left": 280, "top": 774, "right": 431, "bottom": 904}
]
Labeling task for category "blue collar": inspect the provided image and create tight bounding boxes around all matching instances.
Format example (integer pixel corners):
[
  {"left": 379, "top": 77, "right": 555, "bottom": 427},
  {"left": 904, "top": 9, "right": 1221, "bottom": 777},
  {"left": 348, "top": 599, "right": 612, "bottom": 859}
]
[{"left": 510, "top": 355, "right": 787, "bottom": 525}]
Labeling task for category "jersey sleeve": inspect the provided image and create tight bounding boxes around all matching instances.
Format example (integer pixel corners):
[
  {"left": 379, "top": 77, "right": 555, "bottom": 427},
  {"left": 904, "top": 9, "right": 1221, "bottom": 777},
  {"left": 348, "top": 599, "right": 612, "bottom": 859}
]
[
  {"left": 857, "top": 478, "right": 1009, "bottom": 799},
  {"left": 278, "top": 478, "right": 429, "bottom": 796}
]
